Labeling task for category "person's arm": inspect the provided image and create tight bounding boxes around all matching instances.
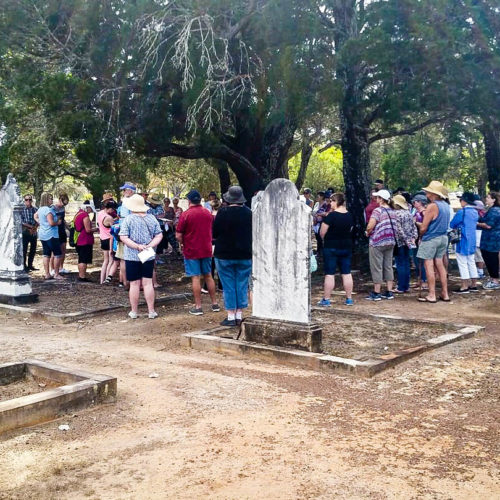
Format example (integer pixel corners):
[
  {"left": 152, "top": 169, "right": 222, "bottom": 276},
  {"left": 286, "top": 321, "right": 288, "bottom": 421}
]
[
  {"left": 47, "top": 213, "right": 60, "bottom": 227},
  {"left": 120, "top": 235, "right": 145, "bottom": 251},
  {"left": 365, "top": 216, "right": 377, "bottom": 236},
  {"left": 449, "top": 210, "right": 462, "bottom": 229},
  {"left": 419, "top": 203, "right": 438, "bottom": 236},
  {"left": 319, "top": 222, "right": 329, "bottom": 240}
]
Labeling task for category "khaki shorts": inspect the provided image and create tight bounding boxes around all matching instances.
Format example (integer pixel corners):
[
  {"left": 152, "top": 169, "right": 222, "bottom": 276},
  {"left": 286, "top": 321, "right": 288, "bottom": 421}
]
[
  {"left": 416, "top": 235, "right": 448, "bottom": 260},
  {"left": 474, "top": 247, "right": 484, "bottom": 263},
  {"left": 115, "top": 241, "right": 125, "bottom": 260}
]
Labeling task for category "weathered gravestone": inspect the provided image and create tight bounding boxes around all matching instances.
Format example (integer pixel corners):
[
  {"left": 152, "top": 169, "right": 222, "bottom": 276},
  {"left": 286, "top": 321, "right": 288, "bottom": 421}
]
[
  {"left": 0, "top": 174, "right": 38, "bottom": 304},
  {"left": 241, "top": 178, "right": 322, "bottom": 352}
]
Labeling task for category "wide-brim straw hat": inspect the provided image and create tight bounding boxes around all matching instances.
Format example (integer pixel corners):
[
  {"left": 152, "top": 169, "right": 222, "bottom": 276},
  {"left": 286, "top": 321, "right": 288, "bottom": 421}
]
[
  {"left": 393, "top": 194, "right": 409, "bottom": 210},
  {"left": 422, "top": 181, "right": 448, "bottom": 199},
  {"left": 149, "top": 193, "right": 163, "bottom": 205},
  {"left": 123, "top": 193, "right": 149, "bottom": 212},
  {"left": 223, "top": 186, "right": 246, "bottom": 204}
]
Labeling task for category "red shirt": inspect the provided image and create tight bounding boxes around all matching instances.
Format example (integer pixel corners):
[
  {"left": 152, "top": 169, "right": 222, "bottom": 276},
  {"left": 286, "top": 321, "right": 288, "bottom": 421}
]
[
  {"left": 176, "top": 205, "right": 213, "bottom": 259},
  {"left": 365, "top": 200, "right": 378, "bottom": 223},
  {"left": 74, "top": 210, "right": 95, "bottom": 246}
]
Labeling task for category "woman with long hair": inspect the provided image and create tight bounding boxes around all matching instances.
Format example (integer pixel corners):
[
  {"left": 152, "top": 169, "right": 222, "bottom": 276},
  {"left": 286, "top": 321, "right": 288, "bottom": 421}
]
[{"left": 478, "top": 192, "right": 500, "bottom": 289}]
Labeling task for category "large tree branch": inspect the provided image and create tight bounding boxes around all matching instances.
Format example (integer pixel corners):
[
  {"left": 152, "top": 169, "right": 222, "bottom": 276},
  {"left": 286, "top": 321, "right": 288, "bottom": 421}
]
[
  {"left": 319, "top": 140, "right": 342, "bottom": 153},
  {"left": 368, "top": 115, "right": 451, "bottom": 144}
]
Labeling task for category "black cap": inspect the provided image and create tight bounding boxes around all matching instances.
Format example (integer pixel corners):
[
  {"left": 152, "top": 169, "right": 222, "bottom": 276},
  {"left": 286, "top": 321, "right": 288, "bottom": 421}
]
[
  {"left": 187, "top": 190, "right": 202, "bottom": 203},
  {"left": 460, "top": 192, "right": 476, "bottom": 205}
]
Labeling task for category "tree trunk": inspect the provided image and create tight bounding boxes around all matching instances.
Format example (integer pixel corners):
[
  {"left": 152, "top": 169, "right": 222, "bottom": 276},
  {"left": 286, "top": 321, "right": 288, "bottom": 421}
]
[
  {"left": 481, "top": 122, "right": 500, "bottom": 191},
  {"left": 213, "top": 160, "right": 231, "bottom": 195},
  {"left": 341, "top": 119, "right": 371, "bottom": 240},
  {"left": 295, "top": 142, "right": 313, "bottom": 192}
]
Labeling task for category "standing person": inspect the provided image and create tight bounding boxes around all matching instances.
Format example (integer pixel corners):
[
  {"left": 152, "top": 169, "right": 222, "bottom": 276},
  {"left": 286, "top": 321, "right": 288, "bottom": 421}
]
[
  {"left": 374, "top": 179, "right": 385, "bottom": 191},
  {"left": 117, "top": 182, "right": 137, "bottom": 288},
  {"left": 21, "top": 194, "right": 38, "bottom": 272},
  {"left": 204, "top": 191, "right": 218, "bottom": 211},
  {"left": 313, "top": 191, "right": 330, "bottom": 257},
  {"left": 74, "top": 201, "right": 98, "bottom": 282},
  {"left": 119, "top": 194, "right": 163, "bottom": 319},
  {"left": 450, "top": 192, "right": 479, "bottom": 294},
  {"left": 303, "top": 188, "right": 314, "bottom": 208},
  {"left": 172, "top": 197, "right": 183, "bottom": 226},
  {"left": 412, "top": 194, "right": 429, "bottom": 290},
  {"left": 478, "top": 192, "right": 500, "bottom": 290},
  {"left": 148, "top": 193, "right": 166, "bottom": 263},
  {"left": 162, "top": 197, "right": 179, "bottom": 256},
  {"left": 317, "top": 192, "right": 355, "bottom": 306},
  {"left": 473, "top": 200, "right": 486, "bottom": 279},
  {"left": 365, "top": 190, "right": 379, "bottom": 223},
  {"left": 176, "top": 190, "right": 221, "bottom": 315},
  {"left": 34, "top": 192, "right": 64, "bottom": 280},
  {"left": 365, "top": 189, "right": 397, "bottom": 301},
  {"left": 416, "top": 181, "right": 450, "bottom": 303},
  {"left": 213, "top": 186, "right": 252, "bottom": 326},
  {"left": 50, "top": 193, "right": 70, "bottom": 275},
  {"left": 97, "top": 200, "right": 119, "bottom": 284},
  {"left": 393, "top": 194, "right": 418, "bottom": 294}
]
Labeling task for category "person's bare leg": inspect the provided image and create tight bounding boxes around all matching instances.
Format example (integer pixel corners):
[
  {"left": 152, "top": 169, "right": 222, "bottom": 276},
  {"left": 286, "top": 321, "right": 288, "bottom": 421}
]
[
  {"left": 152, "top": 268, "right": 160, "bottom": 288},
  {"left": 77, "top": 263, "right": 86, "bottom": 279},
  {"left": 387, "top": 280, "right": 394, "bottom": 292},
  {"left": 101, "top": 251, "right": 110, "bottom": 283},
  {"left": 43, "top": 256, "right": 50, "bottom": 279},
  {"left": 323, "top": 275, "right": 335, "bottom": 299},
  {"left": 374, "top": 283, "right": 381, "bottom": 294},
  {"left": 53, "top": 256, "right": 63, "bottom": 279},
  {"left": 204, "top": 274, "right": 218, "bottom": 305},
  {"left": 129, "top": 280, "right": 140, "bottom": 313},
  {"left": 424, "top": 259, "right": 436, "bottom": 301},
  {"left": 342, "top": 274, "right": 353, "bottom": 299},
  {"left": 192, "top": 276, "right": 202, "bottom": 308},
  {"left": 142, "top": 278, "right": 155, "bottom": 313},
  {"left": 107, "top": 258, "right": 118, "bottom": 279},
  {"left": 49, "top": 255, "right": 54, "bottom": 274},
  {"left": 434, "top": 257, "right": 449, "bottom": 300}
]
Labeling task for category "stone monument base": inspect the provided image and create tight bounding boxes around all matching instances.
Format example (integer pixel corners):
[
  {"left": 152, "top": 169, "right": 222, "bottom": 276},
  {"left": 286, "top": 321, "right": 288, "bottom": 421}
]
[
  {"left": 241, "top": 316, "right": 322, "bottom": 353},
  {"left": 0, "top": 271, "right": 38, "bottom": 305}
]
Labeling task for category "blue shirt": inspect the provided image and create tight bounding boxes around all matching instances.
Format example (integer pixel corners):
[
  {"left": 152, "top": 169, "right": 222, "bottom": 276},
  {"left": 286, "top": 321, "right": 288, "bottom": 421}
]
[
  {"left": 422, "top": 200, "right": 450, "bottom": 241},
  {"left": 450, "top": 206, "right": 478, "bottom": 255},
  {"left": 480, "top": 206, "right": 500, "bottom": 252},
  {"left": 37, "top": 206, "right": 58, "bottom": 241},
  {"left": 119, "top": 214, "right": 162, "bottom": 262}
]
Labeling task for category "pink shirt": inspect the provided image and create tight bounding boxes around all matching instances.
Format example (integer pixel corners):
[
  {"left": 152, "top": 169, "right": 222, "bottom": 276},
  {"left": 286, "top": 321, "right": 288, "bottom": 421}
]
[
  {"left": 75, "top": 210, "right": 95, "bottom": 246},
  {"left": 97, "top": 210, "right": 111, "bottom": 240}
]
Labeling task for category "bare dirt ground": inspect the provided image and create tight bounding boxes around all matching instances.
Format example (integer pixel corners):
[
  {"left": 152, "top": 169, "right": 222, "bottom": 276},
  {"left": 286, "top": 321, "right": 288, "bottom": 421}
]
[{"left": 0, "top": 270, "right": 499, "bottom": 499}]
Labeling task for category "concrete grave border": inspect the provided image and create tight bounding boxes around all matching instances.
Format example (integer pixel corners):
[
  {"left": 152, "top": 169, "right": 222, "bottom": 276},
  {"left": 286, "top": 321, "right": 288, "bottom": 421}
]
[
  {"left": 0, "top": 359, "right": 116, "bottom": 433},
  {"left": 181, "top": 309, "right": 482, "bottom": 377},
  {"left": 0, "top": 292, "right": 192, "bottom": 323}
]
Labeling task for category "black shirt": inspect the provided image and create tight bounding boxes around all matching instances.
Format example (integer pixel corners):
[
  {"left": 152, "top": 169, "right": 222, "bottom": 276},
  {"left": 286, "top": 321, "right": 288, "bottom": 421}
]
[
  {"left": 323, "top": 211, "right": 354, "bottom": 250},
  {"left": 213, "top": 205, "right": 252, "bottom": 260}
]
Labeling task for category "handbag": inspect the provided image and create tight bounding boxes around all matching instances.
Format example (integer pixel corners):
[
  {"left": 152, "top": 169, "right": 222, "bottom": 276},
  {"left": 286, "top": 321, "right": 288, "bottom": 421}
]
[
  {"left": 448, "top": 209, "right": 465, "bottom": 244},
  {"left": 310, "top": 253, "right": 318, "bottom": 273}
]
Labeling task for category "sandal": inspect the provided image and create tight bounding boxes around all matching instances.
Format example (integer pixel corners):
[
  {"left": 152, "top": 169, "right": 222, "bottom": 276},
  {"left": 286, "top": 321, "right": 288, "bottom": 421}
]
[
  {"left": 439, "top": 296, "right": 451, "bottom": 302},
  {"left": 418, "top": 297, "right": 437, "bottom": 303}
]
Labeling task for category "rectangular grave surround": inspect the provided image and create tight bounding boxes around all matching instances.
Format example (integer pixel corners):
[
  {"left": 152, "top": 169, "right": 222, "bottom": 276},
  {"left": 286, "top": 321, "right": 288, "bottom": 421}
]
[{"left": 0, "top": 360, "right": 116, "bottom": 433}]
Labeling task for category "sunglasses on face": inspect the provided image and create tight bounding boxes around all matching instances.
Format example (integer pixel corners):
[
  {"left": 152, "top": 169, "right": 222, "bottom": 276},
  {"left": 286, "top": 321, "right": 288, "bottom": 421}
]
[{"left": 24, "top": 198, "right": 32, "bottom": 201}]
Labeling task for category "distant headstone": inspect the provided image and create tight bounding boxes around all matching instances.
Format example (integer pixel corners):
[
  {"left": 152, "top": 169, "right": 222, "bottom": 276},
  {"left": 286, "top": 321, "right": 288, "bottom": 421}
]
[
  {"left": 0, "top": 174, "right": 38, "bottom": 304},
  {"left": 242, "top": 179, "right": 321, "bottom": 352}
]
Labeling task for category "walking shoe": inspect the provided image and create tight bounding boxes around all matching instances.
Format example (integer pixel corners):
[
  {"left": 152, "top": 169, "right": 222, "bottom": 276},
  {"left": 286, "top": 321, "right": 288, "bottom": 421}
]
[
  {"left": 468, "top": 286, "right": 480, "bottom": 293},
  {"left": 381, "top": 291, "right": 394, "bottom": 300},
  {"left": 345, "top": 298, "right": 354, "bottom": 306},
  {"left": 201, "top": 287, "right": 209, "bottom": 294},
  {"left": 453, "top": 288, "right": 470, "bottom": 294},
  {"left": 317, "top": 298, "right": 331, "bottom": 307},
  {"left": 211, "top": 303, "right": 221, "bottom": 312},
  {"left": 59, "top": 268, "right": 71, "bottom": 274},
  {"left": 118, "top": 282, "right": 125, "bottom": 288},
  {"left": 148, "top": 311, "right": 158, "bottom": 319},
  {"left": 483, "top": 280, "right": 500, "bottom": 290},
  {"left": 189, "top": 307, "right": 203, "bottom": 315},
  {"left": 365, "top": 292, "right": 382, "bottom": 301},
  {"left": 128, "top": 311, "right": 138, "bottom": 319},
  {"left": 50, "top": 269, "right": 55, "bottom": 277},
  {"left": 220, "top": 318, "right": 237, "bottom": 327}
]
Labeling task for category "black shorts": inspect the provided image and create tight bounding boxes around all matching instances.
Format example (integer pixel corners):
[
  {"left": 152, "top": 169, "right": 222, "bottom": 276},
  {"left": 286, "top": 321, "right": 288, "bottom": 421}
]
[
  {"left": 100, "top": 238, "right": 111, "bottom": 251},
  {"left": 41, "top": 238, "right": 62, "bottom": 258},
  {"left": 76, "top": 244, "right": 93, "bottom": 264},
  {"left": 125, "top": 259, "right": 154, "bottom": 282},
  {"left": 58, "top": 225, "right": 67, "bottom": 243}
]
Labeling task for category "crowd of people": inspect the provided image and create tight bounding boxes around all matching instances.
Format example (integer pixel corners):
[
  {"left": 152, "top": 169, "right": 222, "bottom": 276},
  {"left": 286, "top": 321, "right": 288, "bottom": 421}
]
[
  {"left": 314, "top": 179, "right": 500, "bottom": 306},
  {"left": 20, "top": 178, "right": 500, "bottom": 321}
]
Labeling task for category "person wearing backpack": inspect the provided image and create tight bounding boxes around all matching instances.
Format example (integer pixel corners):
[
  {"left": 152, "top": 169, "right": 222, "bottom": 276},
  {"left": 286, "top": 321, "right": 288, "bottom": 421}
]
[{"left": 74, "top": 201, "right": 98, "bottom": 282}]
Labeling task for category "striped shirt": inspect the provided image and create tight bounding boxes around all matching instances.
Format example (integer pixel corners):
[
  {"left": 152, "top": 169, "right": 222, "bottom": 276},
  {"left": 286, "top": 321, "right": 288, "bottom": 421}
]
[
  {"left": 21, "top": 206, "right": 37, "bottom": 227},
  {"left": 369, "top": 207, "right": 397, "bottom": 247}
]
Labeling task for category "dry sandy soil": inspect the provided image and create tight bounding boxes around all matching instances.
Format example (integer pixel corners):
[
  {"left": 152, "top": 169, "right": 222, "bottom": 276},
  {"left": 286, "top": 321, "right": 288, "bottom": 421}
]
[{"left": 0, "top": 273, "right": 499, "bottom": 499}]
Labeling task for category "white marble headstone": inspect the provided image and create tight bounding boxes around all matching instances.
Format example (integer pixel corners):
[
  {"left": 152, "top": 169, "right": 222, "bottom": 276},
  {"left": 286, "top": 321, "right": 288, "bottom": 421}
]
[{"left": 251, "top": 178, "right": 312, "bottom": 324}]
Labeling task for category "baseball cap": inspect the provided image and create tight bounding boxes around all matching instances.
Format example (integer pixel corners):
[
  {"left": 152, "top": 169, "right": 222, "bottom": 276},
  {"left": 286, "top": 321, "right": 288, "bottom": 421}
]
[
  {"left": 187, "top": 190, "right": 202, "bottom": 203},
  {"left": 119, "top": 183, "right": 137, "bottom": 191},
  {"left": 373, "top": 189, "right": 391, "bottom": 201}
]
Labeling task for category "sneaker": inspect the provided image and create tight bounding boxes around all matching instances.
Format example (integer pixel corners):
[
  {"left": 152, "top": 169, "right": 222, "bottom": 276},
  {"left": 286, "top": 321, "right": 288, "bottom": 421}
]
[
  {"left": 189, "top": 307, "right": 203, "bottom": 316},
  {"left": 345, "top": 298, "right": 354, "bottom": 306},
  {"left": 382, "top": 291, "right": 394, "bottom": 300},
  {"left": 483, "top": 281, "right": 500, "bottom": 290},
  {"left": 453, "top": 288, "right": 470, "bottom": 294},
  {"left": 365, "top": 292, "right": 382, "bottom": 301},
  {"left": 128, "top": 311, "right": 138, "bottom": 319},
  {"left": 50, "top": 269, "right": 55, "bottom": 277},
  {"left": 118, "top": 282, "right": 125, "bottom": 288},
  {"left": 220, "top": 318, "right": 237, "bottom": 327},
  {"left": 59, "top": 268, "right": 71, "bottom": 274},
  {"left": 468, "top": 287, "right": 480, "bottom": 293},
  {"left": 211, "top": 303, "right": 221, "bottom": 312},
  {"left": 148, "top": 311, "right": 158, "bottom": 319},
  {"left": 201, "top": 288, "right": 209, "bottom": 294},
  {"left": 317, "top": 298, "right": 331, "bottom": 307},
  {"left": 103, "top": 276, "right": 112, "bottom": 284}
]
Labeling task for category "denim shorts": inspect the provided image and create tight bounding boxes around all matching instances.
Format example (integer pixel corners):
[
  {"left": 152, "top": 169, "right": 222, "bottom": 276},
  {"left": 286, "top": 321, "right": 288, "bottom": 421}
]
[
  {"left": 184, "top": 257, "right": 212, "bottom": 277},
  {"left": 323, "top": 248, "right": 352, "bottom": 275},
  {"left": 41, "top": 237, "right": 62, "bottom": 258}
]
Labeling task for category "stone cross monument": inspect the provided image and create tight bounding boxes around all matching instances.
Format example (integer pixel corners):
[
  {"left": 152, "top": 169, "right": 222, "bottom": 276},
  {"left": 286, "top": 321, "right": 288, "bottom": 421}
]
[
  {"left": 241, "top": 178, "right": 321, "bottom": 352},
  {"left": 0, "top": 174, "right": 38, "bottom": 304}
]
